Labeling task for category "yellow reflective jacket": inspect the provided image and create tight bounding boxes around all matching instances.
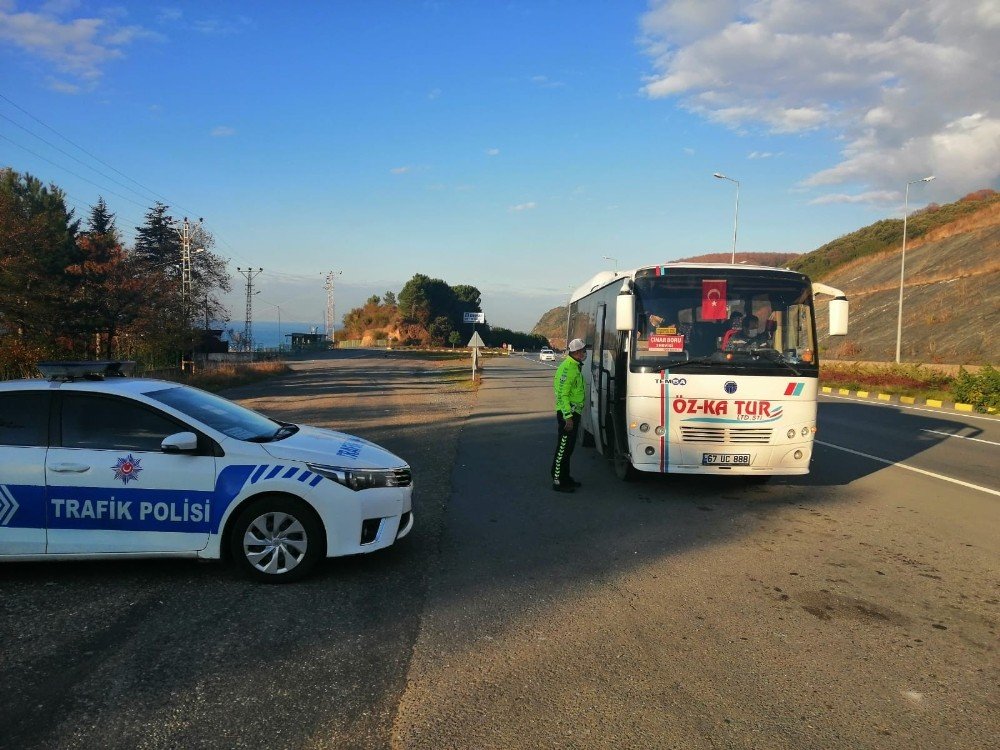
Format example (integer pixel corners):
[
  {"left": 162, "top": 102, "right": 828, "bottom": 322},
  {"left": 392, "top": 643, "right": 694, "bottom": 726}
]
[{"left": 554, "top": 356, "right": 585, "bottom": 418}]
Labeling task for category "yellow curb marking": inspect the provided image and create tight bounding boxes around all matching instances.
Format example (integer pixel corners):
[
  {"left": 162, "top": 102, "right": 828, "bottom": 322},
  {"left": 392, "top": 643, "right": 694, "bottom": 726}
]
[
  {"left": 925, "top": 399, "right": 943, "bottom": 408},
  {"left": 900, "top": 396, "right": 916, "bottom": 404},
  {"left": 838, "top": 388, "right": 850, "bottom": 395},
  {"left": 877, "top": 393, "right": 892, "bottom": 401},
  {"left": 955, "top": 403, "right": 973, "bottom": 412},
  {"left": 857, "top": 390, "right": 869, "bottom": 398},
  {"left": 821, "top": 386, "right": 832, "bottom": 393}
]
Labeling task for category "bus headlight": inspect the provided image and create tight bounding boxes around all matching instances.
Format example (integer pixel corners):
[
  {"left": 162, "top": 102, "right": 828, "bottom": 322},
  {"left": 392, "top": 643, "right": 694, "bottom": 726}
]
[
  {"left": 645, "top": 446, "right": 655, "bottom": 456},
  {"left": 801, "top": 426, "right": 810, "bottom": 437},
  {"left": 793, "top": 450, "right": 803, "bottom": 460},
  {"left": 639, "top": 423, "right": 650, "bottom": 433},
  {"left": 655, "top": 426, "right": 665, "bottom": 436},
  {"left": 787, "top": 428, "right": 796, "bottom": 439}
]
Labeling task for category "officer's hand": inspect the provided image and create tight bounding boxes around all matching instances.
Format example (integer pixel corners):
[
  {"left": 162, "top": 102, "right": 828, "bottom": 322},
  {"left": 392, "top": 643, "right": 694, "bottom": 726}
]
[{"left": 563, "top": 416, "right": 574, "bottom": 433}]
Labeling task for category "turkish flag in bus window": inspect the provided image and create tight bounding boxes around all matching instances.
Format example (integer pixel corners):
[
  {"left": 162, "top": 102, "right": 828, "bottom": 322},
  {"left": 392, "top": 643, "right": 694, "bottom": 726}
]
[{"left": 701, "top": 279, "right": 728, "bottom": 320}]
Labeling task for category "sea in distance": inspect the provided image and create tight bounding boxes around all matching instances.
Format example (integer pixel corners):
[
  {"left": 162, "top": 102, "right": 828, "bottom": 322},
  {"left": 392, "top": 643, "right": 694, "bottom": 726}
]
[{"left": 221, "top": 320, "right": 334, "bottom": 350}]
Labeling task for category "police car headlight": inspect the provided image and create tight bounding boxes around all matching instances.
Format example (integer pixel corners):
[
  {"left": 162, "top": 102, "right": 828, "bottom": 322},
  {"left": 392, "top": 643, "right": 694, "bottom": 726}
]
[{"left": 307, "top": 463, "right": 411, "bottom": 491}]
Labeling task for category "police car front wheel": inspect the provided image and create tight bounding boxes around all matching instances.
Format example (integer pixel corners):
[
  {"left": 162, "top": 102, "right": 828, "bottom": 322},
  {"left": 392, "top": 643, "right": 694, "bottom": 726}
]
[{"left": 229, "top": 496, "right": 324, "bottom": 583}]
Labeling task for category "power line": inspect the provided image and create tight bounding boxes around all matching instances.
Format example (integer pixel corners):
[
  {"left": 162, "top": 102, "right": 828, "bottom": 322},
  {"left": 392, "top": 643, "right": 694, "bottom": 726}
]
[
  {"left": 0, "top": 132, "right": 154, "bottom": 210},
  {"left": 0, "top": 91, "right": 196, "bottom": 215},
  {"left": 0, "top": 111, "right": 165, "bottom": 207}
]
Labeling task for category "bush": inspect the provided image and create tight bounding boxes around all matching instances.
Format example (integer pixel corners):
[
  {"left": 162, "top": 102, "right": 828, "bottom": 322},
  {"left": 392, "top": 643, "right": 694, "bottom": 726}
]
[
  {"left": 0, "top": 336, "right": 48, "bottom": 380},
  {"left": 952, "top": 366, "right": 1000, "bottom": 413}
]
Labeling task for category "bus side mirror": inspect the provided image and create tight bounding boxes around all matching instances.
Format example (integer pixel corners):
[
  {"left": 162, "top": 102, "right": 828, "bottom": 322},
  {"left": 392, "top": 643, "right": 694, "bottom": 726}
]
[
  {"left": 828, "top": 298, "right": 849, "bottom": 336},
  {"left": 616, "top": 294, "right": 634, "bottom": 331}
]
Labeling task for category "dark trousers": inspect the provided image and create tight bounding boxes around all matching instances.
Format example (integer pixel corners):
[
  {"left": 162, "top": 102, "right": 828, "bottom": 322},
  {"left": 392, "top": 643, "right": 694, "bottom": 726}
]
[{"left": 551, "top": 411, "right": 580, "bottom": 485}]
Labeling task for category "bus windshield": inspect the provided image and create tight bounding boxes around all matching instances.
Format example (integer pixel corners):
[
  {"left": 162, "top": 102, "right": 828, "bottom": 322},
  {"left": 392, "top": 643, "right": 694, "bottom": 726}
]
[{"left": 631, "top": 267, "right": 816, "bottom": 370}]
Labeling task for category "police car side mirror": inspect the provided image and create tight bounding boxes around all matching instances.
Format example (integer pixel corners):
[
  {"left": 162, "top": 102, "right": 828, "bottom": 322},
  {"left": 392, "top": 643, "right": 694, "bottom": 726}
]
[{"left": 161, "top": 431, "right": 198, "bottom": 453}]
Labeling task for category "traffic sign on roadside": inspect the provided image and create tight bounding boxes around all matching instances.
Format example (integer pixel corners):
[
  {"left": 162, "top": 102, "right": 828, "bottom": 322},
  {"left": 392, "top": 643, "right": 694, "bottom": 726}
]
[
  {"left": 467, "top": 331, "right": 486, "bottom": 348},
  {"left": 463, "top": 312, "right": 485, "bottom": 324}
]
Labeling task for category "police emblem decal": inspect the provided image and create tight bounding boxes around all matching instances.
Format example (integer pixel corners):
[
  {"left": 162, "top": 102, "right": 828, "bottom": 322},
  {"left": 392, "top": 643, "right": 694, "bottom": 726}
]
[
  {"left": 112, "top": 454, "right": 143, "bottom": 485},
  {"left": 724, "top": 381, "right": 738, "bottom": 394}
]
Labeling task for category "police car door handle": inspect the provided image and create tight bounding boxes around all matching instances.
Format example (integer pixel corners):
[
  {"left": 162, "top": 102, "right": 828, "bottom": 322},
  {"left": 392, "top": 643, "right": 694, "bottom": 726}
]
[{"left": 49, "top": 462, "right": 91, "bottom": 473}]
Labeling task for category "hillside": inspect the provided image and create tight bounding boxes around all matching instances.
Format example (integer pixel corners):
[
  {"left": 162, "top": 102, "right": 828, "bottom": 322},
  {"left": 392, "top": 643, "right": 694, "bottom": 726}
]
[
  {"left": 532, "top": 306, "right": 567, "bottom": 350},
  {"left": 790, "top": 190, "right": 1000, "bottom": 281},
  {"left": 814, "top": 199, "right": 1000, "bottom": 364},
  {"left": 678, "top": 252, "right": 800, "bottom": 266}
]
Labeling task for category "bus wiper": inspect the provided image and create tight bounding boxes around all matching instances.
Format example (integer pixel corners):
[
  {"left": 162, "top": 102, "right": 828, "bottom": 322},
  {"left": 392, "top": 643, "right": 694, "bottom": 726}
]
[
  {"left": 751, "top": 348, "right": 802, "bottom": 376},
  {"left": 664, "top": 357, "right": 718, "bottom": 369}
]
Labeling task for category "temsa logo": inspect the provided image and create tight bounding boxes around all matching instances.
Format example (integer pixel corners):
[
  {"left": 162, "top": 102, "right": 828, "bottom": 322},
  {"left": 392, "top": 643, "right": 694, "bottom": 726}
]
[{"left": 671, "top": 399, "right": 773, "bottom": 417}]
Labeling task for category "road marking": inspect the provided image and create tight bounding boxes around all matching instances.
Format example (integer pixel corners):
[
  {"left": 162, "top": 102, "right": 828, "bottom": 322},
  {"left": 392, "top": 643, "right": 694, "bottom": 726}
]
[
  {"left": 921, "top": 429, "right": 1000, "bottom": 446},
  {"left": 820, "top": 393, "right": 1000, "bottom": 424},
  {"left": 815, "top": 440, "right": 1000, "bottom": 497}
]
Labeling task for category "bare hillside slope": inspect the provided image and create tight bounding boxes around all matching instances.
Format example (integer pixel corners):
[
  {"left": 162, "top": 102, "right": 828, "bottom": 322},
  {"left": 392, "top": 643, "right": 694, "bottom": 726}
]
[{"left": 816, "top": 201, "right": 1000, "bottom": 364}]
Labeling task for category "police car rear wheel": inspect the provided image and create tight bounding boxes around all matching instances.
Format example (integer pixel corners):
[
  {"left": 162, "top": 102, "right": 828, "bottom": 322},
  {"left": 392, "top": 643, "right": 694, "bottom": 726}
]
[{"left": 230, "top": 496, "right": 324, "bottom": 583}]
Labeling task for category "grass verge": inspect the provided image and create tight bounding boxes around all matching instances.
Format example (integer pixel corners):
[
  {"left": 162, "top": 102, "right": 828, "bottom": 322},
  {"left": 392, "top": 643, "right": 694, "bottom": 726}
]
[
  {"left": 821, "top": 362, "right": 999, "bottom": 412},
  {"left": 176, "top": 362, "right": 292, "bottom": 392}
]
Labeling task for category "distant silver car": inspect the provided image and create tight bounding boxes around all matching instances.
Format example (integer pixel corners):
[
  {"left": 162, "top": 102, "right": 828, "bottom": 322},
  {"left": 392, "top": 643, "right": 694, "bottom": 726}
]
[{"left": 539, "top": 348, "right": 555, "bottom": 361}]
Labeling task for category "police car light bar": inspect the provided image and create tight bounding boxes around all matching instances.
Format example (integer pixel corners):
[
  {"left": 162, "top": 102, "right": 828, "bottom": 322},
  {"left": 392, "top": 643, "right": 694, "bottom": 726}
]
[{"left": 37, "top": 360, "right": 137, "bottom": 380}]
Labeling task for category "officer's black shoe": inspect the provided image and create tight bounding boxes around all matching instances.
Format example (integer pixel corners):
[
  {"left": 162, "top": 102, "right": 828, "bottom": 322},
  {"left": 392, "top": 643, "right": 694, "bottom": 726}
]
[
  {"left": 565, "top": 477, "right": 582, "bottom": 488},
  {"left": 552, "top": 482, "right": 575, "bottom": 493}
]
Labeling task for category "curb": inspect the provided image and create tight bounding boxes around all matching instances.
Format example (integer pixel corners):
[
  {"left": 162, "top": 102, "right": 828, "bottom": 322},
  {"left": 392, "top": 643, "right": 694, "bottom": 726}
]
[{"left": 820, "top": 385, "right": 983, "bottom": 413}]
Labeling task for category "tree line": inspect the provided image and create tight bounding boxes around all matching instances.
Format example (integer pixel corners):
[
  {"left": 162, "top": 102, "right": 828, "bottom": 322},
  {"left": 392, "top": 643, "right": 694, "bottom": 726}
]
[
  {"left": 341, "top": 273, "right": 549, "bottom": 350},
  {"left": 0, "top": 168, "right": 230, "bottom": 378}
]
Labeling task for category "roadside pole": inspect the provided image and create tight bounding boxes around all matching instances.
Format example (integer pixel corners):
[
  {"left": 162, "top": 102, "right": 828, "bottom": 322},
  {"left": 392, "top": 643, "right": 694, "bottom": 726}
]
[
  {"left": 467, "top": 330, "right": 485, "bottom": 383},
  {"left": 463, "top": 310, "right": 486, "bottom": 383}
]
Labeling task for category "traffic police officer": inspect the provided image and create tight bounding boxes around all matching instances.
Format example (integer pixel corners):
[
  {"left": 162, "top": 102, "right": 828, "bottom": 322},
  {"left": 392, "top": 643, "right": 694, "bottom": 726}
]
[{"left": 551, "top": 338, "right": 587, "bottom": 492}]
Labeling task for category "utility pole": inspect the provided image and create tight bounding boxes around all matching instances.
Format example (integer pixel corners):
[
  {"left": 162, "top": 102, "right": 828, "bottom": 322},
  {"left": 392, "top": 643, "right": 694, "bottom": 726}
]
[
  {"left": 172, "top": 216, "right": 202, "bottom": 371},
  {"left": 237, "top": 267, "right": 263, "bottom": 358},
  {"left": 324, "top": 271, "right": 343, "bottom": 346}
]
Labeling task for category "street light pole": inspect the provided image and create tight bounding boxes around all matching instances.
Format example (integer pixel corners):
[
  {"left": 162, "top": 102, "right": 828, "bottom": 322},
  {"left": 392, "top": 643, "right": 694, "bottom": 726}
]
[
  {"left": 895, "top": 175, "right": 935, "bottom": 364},
  {"left": 713, "top": 173, "right": 740, "bottom": 263},
  {"left": 259, "top": 300, "right": 284, "bottom": 352}
]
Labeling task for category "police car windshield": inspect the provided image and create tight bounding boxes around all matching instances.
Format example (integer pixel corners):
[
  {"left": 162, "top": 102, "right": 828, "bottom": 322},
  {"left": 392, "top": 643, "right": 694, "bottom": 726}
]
[{"left": 147, "top": 386, "right": 280, "bottom": 441}]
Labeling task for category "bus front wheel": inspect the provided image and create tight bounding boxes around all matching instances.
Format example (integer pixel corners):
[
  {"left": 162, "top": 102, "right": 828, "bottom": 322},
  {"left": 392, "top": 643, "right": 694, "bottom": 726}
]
[{"left": 610, "top": 423, "right": 636, "bottom": 482}]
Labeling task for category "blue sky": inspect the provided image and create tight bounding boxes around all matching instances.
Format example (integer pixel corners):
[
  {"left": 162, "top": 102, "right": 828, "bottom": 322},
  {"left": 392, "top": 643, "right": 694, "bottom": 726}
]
[{"left": 2, "top": 0, "right": 998, "bottom": 331}]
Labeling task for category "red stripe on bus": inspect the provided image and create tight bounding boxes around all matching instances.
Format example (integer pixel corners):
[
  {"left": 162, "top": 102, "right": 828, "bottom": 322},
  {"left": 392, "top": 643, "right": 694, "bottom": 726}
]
[
  {"left": 660, "top": 370, "right": 666, "bottom": 472},
  {"left": 784, "top": 382, "right": 796, "bottom": 396}
]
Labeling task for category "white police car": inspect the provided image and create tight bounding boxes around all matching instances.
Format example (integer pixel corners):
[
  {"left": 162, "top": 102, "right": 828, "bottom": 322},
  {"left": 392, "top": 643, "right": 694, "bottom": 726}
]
[
  {"left": 539, "top": 347, "right": 555, "bottom": 361},
  {"left": 0, "top": 361, "right": 413, "bottom": 582}
]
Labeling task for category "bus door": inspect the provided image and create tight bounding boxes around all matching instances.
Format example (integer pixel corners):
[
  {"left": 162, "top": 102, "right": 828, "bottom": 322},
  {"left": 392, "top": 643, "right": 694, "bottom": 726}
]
[{"left": 590, "top": 303, "right": 614, "bottom": 456}]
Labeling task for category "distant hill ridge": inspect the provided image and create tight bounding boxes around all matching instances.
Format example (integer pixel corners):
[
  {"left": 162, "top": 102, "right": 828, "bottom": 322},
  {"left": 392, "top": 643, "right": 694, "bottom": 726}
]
[{"left": 790, "top": 190, "right": 999, "bottom": 281}]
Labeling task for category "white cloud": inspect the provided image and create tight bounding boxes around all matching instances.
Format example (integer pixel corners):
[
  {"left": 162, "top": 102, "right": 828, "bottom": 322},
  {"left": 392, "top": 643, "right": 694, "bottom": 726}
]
[
  {"left": 808, "top": 190, "right": 898, "bottom": 205},
  {"left": 531, "top": 75, "right": 565, "bottom": 88},
  {"left": 510, "top": 202, "right": 537, "bottom": 212},
  {"left": 640, "top": 0, "right": 1000, "bottom": 198},
  {"left": 428, "top": 88, "right": 442, "bottom": 100},
  {"left": 486, "top": 147, "right": 500, "bottom": 156},
  {"left": 748, "top": 150, "right": 781, "bottom": 159},
  {"left": 0, "top": 1, "right": 150, "bottom": 84},
  {"left": 211, "top": 125, "right": 236, "bottom": 137},
  {"left": 390, "top": 166, "right": 412, "bottom": 174}
]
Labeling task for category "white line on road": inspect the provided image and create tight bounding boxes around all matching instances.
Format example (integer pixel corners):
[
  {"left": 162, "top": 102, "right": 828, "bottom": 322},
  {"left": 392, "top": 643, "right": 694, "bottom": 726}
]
[
  {"left": 921, "top": 429, "right": 1000, "bottom": 446},
  {"left": 816, "top": 440, "right": 1000, "bottom": 497},
  {"left": 820, "top": 393, "right": 1000, "bottom": 423}
]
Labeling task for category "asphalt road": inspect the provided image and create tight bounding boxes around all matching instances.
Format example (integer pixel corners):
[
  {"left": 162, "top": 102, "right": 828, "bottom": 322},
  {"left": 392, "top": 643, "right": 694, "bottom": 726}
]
[
  {"left": 0, "top": 351, "right": 472, "bottom": 750},
  {"left": 391, "top": 355, "right": 998, "bottom": 749},
  {"left": 1, "top": 352, "right": 996, "bottom": 749}
]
